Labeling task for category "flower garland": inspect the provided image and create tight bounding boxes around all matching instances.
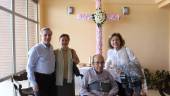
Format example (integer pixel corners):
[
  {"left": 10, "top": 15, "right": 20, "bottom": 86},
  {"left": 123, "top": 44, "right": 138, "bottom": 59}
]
[{"left": 92, "top": 8, "right": 106, "bottom": 27}]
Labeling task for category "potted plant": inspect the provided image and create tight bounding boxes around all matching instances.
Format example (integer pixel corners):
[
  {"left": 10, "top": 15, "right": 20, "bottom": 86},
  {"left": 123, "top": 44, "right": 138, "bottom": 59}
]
[{"left": 144, "top": 68, "right": 170, "bottom": 96}]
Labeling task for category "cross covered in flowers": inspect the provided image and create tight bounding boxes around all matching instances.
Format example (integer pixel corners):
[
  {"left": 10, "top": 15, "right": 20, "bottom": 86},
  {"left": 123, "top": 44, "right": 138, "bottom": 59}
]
[{"left": 77, "top": 0, "right": 120, "bottom": 54}]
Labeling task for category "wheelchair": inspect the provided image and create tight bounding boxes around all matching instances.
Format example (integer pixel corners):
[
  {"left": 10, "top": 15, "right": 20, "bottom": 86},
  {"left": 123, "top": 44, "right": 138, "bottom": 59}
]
[{"left": 11, "top": 70, "right": 34, "bottom": 96}]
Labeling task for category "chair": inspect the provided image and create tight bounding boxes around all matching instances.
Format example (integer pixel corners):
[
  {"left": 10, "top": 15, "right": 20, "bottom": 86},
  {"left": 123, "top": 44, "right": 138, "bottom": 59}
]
[{"left": 11, "top": 70, "right": 35, "bottom": 96}]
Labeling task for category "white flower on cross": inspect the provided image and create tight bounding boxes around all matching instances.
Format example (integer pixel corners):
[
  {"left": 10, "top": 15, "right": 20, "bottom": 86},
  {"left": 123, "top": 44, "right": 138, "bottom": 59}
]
[
  {"left": 77, "top": 0, "right": 121, "bottom": 54},
  {"left": 92, "top": 8, "right": 106, "bottom": 27}
]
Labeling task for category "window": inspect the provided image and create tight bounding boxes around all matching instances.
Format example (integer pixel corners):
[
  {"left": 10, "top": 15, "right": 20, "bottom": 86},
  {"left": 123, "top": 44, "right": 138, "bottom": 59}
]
[
  {"left": 0, "top": 10, "right": 12, "bottom": 78},
  {"left": 15, "top": 0, "right": 27, "bottom": 17},
  {"left": 0, "top": 0, "right": 38, "bottom": 80},
  {"left": 28, "top": 0, "right": 37, "bottom": 21},
  {"left": 0, "top": 0, "right": 12, "bottom": 10},
  {"left": 15, "top": 16, "right": 27, "bottom": 72},
  {"left": 28, "top": 21, "right": 37, "bottom": 48}
]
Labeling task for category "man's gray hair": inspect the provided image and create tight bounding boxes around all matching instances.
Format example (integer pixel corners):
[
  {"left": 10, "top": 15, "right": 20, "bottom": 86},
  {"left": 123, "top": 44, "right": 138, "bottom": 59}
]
[{"left": 40, "top": 27, "right": 52, "bottom": 35}]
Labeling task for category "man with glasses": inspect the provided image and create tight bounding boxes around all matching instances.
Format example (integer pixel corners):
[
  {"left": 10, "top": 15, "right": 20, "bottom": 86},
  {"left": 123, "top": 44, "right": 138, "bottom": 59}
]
[{"left": 80, "top": 54, "right": 118, "bottom": 96}]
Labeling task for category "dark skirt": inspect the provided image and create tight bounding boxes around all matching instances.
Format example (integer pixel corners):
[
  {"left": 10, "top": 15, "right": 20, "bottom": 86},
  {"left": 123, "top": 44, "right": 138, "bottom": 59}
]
[{"left": 56, "top": 79, "right": 75, "bottom": 96}]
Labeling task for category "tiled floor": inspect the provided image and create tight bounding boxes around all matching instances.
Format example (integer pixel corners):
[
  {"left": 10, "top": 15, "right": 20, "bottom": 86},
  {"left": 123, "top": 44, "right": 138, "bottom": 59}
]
[{"left": 0, "top": 79, "right": 169, "bottom": 96}]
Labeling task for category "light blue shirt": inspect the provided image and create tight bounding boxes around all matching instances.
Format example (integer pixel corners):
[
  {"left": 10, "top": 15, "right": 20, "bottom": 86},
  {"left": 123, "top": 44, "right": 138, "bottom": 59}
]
[{"left": 26, "top": 42, "right": 55, "bottom": 87}]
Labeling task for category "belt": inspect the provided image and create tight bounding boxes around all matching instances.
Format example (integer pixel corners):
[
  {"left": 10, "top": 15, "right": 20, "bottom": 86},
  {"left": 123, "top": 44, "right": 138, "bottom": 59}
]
[{"left": 34, "top": 72, "right": 54, "bottom": 77}]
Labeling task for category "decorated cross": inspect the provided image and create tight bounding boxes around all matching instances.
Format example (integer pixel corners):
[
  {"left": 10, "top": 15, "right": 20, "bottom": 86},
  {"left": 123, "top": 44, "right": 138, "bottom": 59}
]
[{"left": 77, "top": 0, "right": 120, "bottom": 54}]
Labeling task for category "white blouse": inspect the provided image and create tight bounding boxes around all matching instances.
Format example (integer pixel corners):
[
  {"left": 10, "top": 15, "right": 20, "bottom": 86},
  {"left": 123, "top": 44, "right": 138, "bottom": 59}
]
[{"left": 104, "top": 47, "right": 140, "bottom": 82}]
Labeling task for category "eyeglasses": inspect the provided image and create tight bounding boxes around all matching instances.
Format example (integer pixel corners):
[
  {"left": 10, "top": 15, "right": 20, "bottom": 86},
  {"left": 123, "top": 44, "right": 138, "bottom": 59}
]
[{"left": 93, "top": 62, "right": 105, "bottom": 64}]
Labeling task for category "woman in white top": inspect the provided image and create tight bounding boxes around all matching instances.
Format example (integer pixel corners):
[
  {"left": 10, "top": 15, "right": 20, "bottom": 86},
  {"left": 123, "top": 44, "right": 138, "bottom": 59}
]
[{"left": 105, "top": 33, "right": 147, "bottom": 96}]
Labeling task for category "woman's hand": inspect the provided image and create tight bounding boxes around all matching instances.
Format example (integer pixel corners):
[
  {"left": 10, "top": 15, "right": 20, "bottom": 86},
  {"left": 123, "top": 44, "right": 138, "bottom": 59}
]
[
  {"left": 110, "top": 63, "right": 115, "bottom": 69},
  {"left": 71, "top": 49, "right": 80, "bottom": 64},
  {"left": 140, "top": 84, "right": 147, "bottom": 96},
  {"left": 33, "top": 85, "right": 39, "bottom": 92},
  {"left": 140, "top": 89, "right": 147, "bottom": 96},
  {"left": 116, "top": 68, "right": 122, "bottom": 75}
]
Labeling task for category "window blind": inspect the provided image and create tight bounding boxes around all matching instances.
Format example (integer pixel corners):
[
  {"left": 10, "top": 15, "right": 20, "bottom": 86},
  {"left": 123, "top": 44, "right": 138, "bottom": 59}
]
[{"left": 0, "top": 0, "right": 38, "bottom": 79}]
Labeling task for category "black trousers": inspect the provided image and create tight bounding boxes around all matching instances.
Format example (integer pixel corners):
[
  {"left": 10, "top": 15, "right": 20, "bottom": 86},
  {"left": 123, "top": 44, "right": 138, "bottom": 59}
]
[
  {"left": 34, "top": 72, "right": 56, "bottom": 96},
  {"left": 116, "top": 81, "right": 134, "bottom": 96}
]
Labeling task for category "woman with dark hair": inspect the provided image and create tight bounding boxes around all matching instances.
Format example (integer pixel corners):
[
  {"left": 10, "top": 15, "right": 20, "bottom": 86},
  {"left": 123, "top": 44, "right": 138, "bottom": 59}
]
[
  {"left": 54, "top": 33, "right": 80, "bottom": 96},
  {"left": 105, "top": 33, "right": 147, "bottom": 96}
]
